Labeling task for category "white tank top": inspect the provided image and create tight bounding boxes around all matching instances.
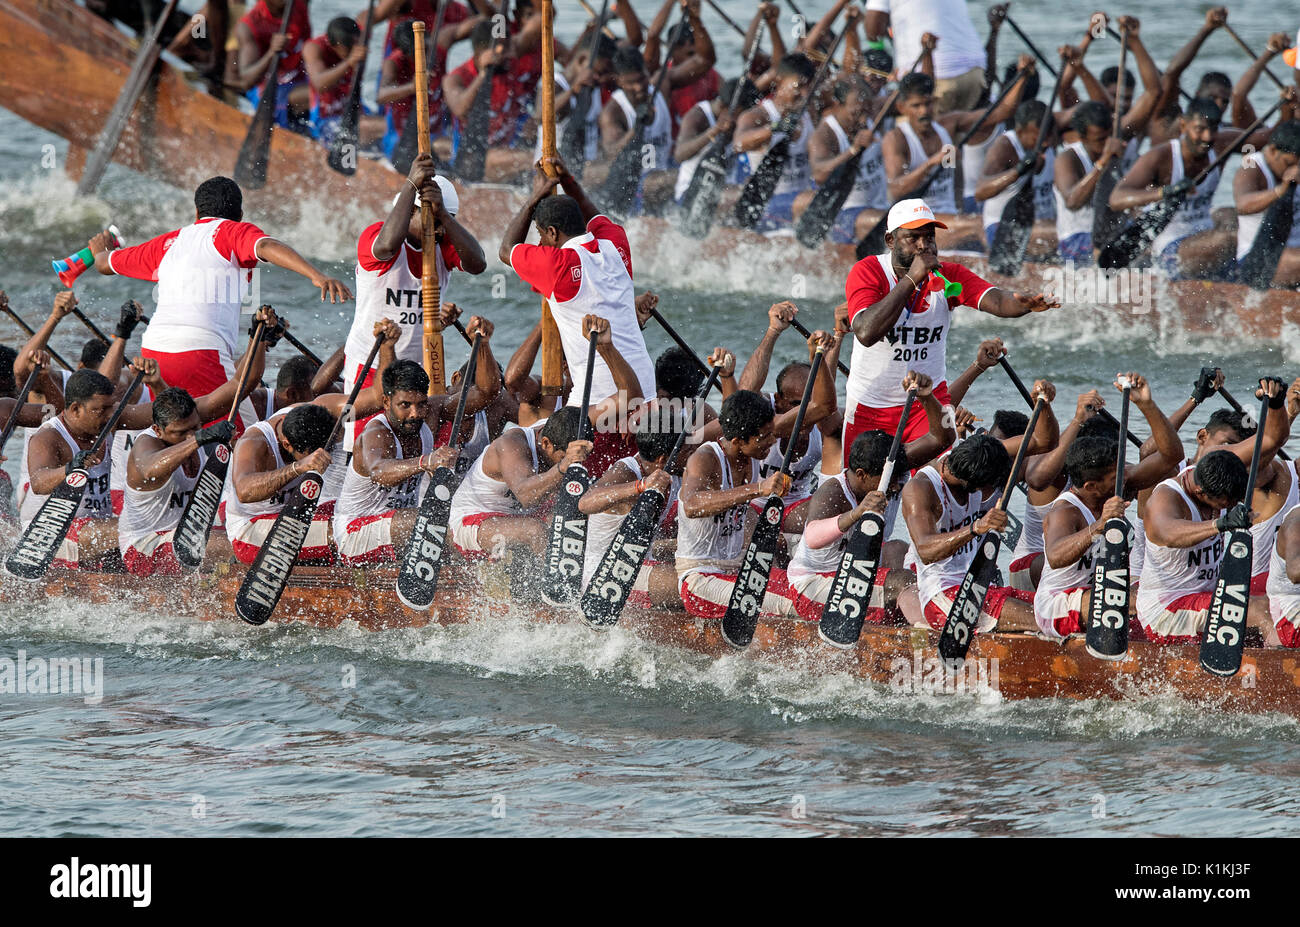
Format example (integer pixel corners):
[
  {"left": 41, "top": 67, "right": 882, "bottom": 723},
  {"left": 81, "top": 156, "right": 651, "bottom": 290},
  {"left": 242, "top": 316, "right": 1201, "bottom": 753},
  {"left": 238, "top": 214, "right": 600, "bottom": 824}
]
[
  {"left": 333, "top": 413, "right": 432, "bottom": 535},
  {"left": 845, "top": 253, "right": 953, "bottom": 410},
  {"left": 448, "top": 410, "right": 492, "bottom": 479},
  {"left": 537, "top": 66, "right": 601, "bottom": 164},
  {"left": 961, "top": 126, "right": 999, "bottom": 201},
  {"left": 18, "top": 367, "right": 73, "bottom": 497},
  {"left": 825, "top": 113, "right": 888, "bottom": 210},
  {"left": 1266, "top": 532, "right": 1300, "bottom": 618},
  {"left": 981, "top": 130, "right": 1030, "bottom": 231},
  {"left": 898, "top": 120, "right": 956, "bottom": 213},
  {"left": 1011, "top": 486, "right": 1058, "bottom": 561},
  {"left": 759, "top": 99, "right": 814, "bottom": 196},
  {"left": 908, "top": 464, "right": 999, "bottom": 605},
  {"left": 580, "top": 455, "right": 680, "bottom": 586},
  {"left": 1033, "top": 492, "right": 1101, "bottom": 624},
  {"left": 1054, "top": 141, "right": 1095, "bottom": 241},
  {"left": 110, "top": 427, "right": 149, "bottom": 496},
  {"left": 448, "top": 425, "right": 541, "bottom": 524},
  {"left": 676, "top": 442, "right": 759, "bottom": 577},
  {"left": 1252, "top": 459, "right": 1299, "bottom": 578},
  {"left": 222, "top": 407, "right": 307, "bottom": 528},
  {"left": 611, "top": 88, "right": 673, "bottom": 177},
  {"left": 674, "top": 101, "right": 716, "bottom": 201},
  {"left": 1136, "top": 475, "right": 1225, "bottom": 614},
  {"left": 787, "top": 471, "right": 858, "bottom": 582},
  {"left": 1235, "top": 156, "right": 1300, "bottom": 259},
  {"left": 117, "top": 428, "right": 203, "bottom": 550},
  {"left": 1151, "top": 139, "right": 1220, "bottom": 255},
  {"left": 757, "top": 393, "right": 822, "bottom": 501},
  {"left": 19, "top": 415, "right": 114, "bottom": 525}
]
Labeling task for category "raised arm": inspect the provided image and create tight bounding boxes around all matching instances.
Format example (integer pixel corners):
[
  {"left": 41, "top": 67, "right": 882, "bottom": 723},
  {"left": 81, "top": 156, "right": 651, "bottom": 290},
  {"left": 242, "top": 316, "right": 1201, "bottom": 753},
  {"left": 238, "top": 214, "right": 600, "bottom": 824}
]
[{"left": 737, "top": 301, "right": 796, "bottom": 391}]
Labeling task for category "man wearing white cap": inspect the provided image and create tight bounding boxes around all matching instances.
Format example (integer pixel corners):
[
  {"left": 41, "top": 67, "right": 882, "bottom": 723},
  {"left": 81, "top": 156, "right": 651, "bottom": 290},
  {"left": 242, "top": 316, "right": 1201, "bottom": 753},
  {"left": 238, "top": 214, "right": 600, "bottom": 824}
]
[{"left": 841, "top": 198, "right": 1058, "bottom": 454}]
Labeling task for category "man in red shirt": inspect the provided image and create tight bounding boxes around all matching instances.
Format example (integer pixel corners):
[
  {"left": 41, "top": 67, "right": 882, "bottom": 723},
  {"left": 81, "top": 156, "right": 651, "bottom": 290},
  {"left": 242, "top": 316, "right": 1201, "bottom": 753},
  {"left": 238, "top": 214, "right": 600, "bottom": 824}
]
[
  {"left": 304, "top": 16, "right": 388, "bottom": 148},
  {"left": 236, "top": 0, "right": 314, "bottom": 130},
  {"left": 89, "top": 176, "right": 351, "bottom": 434},
  {"left": 841, "top": 198, "right": 1058, "bottom": 454}
]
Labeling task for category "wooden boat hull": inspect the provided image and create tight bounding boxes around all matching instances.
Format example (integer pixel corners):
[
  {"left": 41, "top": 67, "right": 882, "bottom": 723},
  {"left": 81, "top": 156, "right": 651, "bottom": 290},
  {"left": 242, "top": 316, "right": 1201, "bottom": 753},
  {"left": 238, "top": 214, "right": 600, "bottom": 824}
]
[{"left": 8, "top": 558, "right": 1300, "bottom": 718}]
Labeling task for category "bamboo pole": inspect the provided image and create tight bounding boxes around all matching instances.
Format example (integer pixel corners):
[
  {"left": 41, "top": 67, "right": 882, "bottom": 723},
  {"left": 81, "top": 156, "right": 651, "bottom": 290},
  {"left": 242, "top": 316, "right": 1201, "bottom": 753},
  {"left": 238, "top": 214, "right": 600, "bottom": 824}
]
[
  {"left": 539, "top": 0, "right": 563, "bottom": 397},
  {"left": 413, "top": 22, "right": 446, "bottom": 394}
]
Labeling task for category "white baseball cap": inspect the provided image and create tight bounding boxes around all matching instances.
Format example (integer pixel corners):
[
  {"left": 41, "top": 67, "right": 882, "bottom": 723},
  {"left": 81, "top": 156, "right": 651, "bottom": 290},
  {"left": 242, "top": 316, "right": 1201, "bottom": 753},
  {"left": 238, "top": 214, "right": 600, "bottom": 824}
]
[
  {"left": 886, "top": 198, "right": 948, "bottom": 234},
  {"left": 393, "top": 175, "right": 459, "bottom": 216}
]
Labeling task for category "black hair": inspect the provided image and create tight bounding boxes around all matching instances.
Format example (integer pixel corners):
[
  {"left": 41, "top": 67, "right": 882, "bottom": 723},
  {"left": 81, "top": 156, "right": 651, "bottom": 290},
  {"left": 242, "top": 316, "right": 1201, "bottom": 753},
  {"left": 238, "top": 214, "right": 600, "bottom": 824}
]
[
  {"left": 1156, "top": 99, "right": 1182, "bottom": 123},
  {"left": 534, "top": 194, "right": 587, "bottom": 237},
  {"left": 862, "top": 48, "right": 893, "bottom": 75},
  {"left": 774, "top": 361, "right": 809, "bottom": 397},
  {"left": 0, "top": 345, "right": 15, "bottom": 397},
  {"left": 1271, "top": 120, "right": 1300, "bottom": 156},
  {"left": 80, "top": 337, "right": 108, "bottom": 370},
  {"left": 151, "top": 386, "right": 197, "bottom": 428},
  {"left": 1206, "top": 407, "right": 1251, "bottom": 439},
  {"left": 1184, "top": 96, "right": 1223, "bottom": 128},
  {"left": 634, "top": 403, "right": 687, "bottom": 461},
  {"left": 1064, "top": 435, "right": 1118, "bottom": 487},
  {"left": 282, "top": 403, "right": 336, "bottom": 454},
  {"left": 194, "top": 176, "right": 243, "bottom": 221},
  {"left": 718, "top": 389, "right": 774, "bottom": 441},
  {"left": 1194, "top": 449, "right": 1248, "bottom": 502},
  {"left": 591, "top": 34, "right": 618, "bottom": 64},
  {"left": 848, "top": 429, "right": 894, "bottom": 475},
  {"left": 899, "top": 72, "right": 935, "bottom": 101},
  {"left": 276, "top": 355, "right": 318, "bottom": 394},
  {"left": 1077, "top": 414, "right": 1118, "bottom": 441},
  {"left": 655, "top": 347, "right": 704, "bottom": 400},
  {"left": 1004, "top": 60, "right": 1039, "bottom": 100},
  {"left": 1100, "top": 66, "right": 1136, "bottom": 91},
  {"left": 993, "top": 409, "right": 1028, "bottom": 438},
  {"left": 775, "top": 53, "right": 816, "bottom": 85},
  {"left": 612, "top": 46, "right": 647, "bottom": 75},
  {"left": 832, "top": 73, "right": 870, "bottom": 105},
  {"left": 326, "top": 16, "right": 361, "bottom": 46},
  {"left": 1197, "top": 71, "right": 1232, "bottom": 96},
  {"left": 64, "top": 369, "right": 115, "bottom": 405},
  {"left": 394, "top": 20, "right": 415, "bottom": 56},
  {"left": 722, "top": 76, "right": 761, "bottom": 111},
  {"left": 947, "top": 433, "right": 1011, "bottom": 488},
  {"left": 540, "top": 405, "right": 591, "bottom": 449},
  {"left": 382, "top": 359, "right": 430, "bottom": 396},
  {"left": 1071, "top": 100, "right": 1112, "bottom": 135},
  {"left": 471, "top": 19, "right": 497, "bottom": 53},
  {"left": 1013, "top": 99, "right": 1047, "bottom": 131}
]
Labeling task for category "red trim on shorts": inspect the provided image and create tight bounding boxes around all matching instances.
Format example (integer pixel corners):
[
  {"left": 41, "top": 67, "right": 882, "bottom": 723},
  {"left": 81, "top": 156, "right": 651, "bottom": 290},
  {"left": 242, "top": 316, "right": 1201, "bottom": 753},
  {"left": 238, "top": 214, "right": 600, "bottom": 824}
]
[
  {"left": 1009, "top": 552, "right": 1042, "bottom": 574},
  {"left": 678, "top": 568, "right": 794, "bottom": 620},
  {"left": 124, "top": 540, "right": 182, "bottom": 577},
  {"left": 922, "top": 583, "right": 1034, "bottom": 631},
  {"left": 1050, "top": 585, "right": 1087, "bottom": 637},
  {"left": 111, "top": 489, "right": 124, "bottom": 516},
  {"left": 1250, "top": 572, "right": 1268, "bottom": 597},
  {"left": 1131, "top": 591, "right": 1213, "bottom": 645},
  {"left": 231, "top": 505, "right": 334, "bottom": 565},
  {"left": 843, "top": 381, "right": 954, "bottom": 460},
  {"left": 1277, "top": 618, "right": 1300, "bottom": 649},
  {"left": 337, "top": 511, "right": 397, "bottom": 566},
  {"left": 452, "top": 511, "right": 513, "bottom": 560}
]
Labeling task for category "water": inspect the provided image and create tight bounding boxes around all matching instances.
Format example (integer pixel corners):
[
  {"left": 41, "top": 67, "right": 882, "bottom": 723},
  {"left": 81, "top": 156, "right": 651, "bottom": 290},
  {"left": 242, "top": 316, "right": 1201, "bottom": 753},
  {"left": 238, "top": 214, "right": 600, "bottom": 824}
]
[{"left": 0, "top": 0, "right": 1297, "bottom": 837}]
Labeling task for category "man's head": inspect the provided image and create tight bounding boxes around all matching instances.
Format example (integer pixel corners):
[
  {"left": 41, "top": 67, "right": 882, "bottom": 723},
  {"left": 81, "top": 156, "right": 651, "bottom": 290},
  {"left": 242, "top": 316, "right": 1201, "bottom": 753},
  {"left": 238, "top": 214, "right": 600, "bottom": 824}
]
[
  {"left": 79, "top": 337, "right": 108, "bottom": 371},
  {"left": 770, "top": 54, "right": 816, "bottom": 111},
  {"left": 538, "top": 406, "right": 590, "bottom": 466},
  {"left": 1264, "top": 119, "right": 1300, "bottom": 175},
  {"left": 276, "top": 355, "right": 318, "bottom": 405},
  {"left": 861, "top": 48, "right": 893, "bottom": 95},
  {"left": 471, "top": 19, "right": 506, "bottom": 68},
  {"left": 151, "top": 387, "right": 201, "bottom": 445},
  {"left": 655, "top": 347, "right": 704, "bottom": 401},
  {"left": 194, "top": 176, "right": 243, "bottom": 222},
  {"left": 897, "top": 72, "right": 936, "bottom": 128},
  {"left": 1070, "top": 101, "right": 1113, "bottom": 160},
  {"left": 393, "top": 20, "right": 415, "bottom": 57},
  {"left": 533, "top": 194, "right": 587, "bottom": 247},
  {"left": 1196, "top": 72, "right": 1233, "bottom": 115},
  {"left": 1180, "top": 97, "right": 1223, "bottom": 158},
  {"left": 847, "top": 428, "right": 901, "bottom": 494},
  {"left": 585, "top": 34, "right": 619, "bottom": 87},
  {"left": 635, "top": 402, "right": 690, "bottom": 473},
  {"left": 946, "top": 433, "right": 1011, "bottom": 493},
  {"left": 718, "top": 389, "right": 777, "bottom": 460},
  {"left": 1149, "top": 99, "right": 1183, "bottom": 145},
  {"left": 721, "top": 75, "right": 761, "bottom": 114},
  {"left": 1191, "top": 448, "right": 1248, "bottom": 510},
  {"left": 832, "top": 73, "right": 873, "bottom": 123},
  {"left": 381, "top": 360, "right": 431, "bottom": 436},
  {"left": 1194, "top": 407, "right": 1252, "bottom": 460},
  {"left": 1077, "top": 413, "right": 1119, "bottom": 442},
  {"left": 280, "top": 403, "right": 337, "bottom": 460},
  {"left": 990, "top": 409, "right": 1028, "bottom": 441},
  {"left": 884, "top": 198, "right": 946, "bottom": 268},
  {"left": 1013, "top": 99, "right": 1049, "bottom": 147},
  {"left": 773, "top": 362, "right": 810, "bottom": 417},
  {"left": 326, "top": 15, "right": 360, "bottom": 53},
  {"left": 612, "top": 47, "right": 650, "bottom": 106},
  {"left": 1099, "top": 65, "right": 1135, "bottom": 113},
  {"left": 63, "top": 369, "right": 116, "bottom": 437},
  {"left": 1064, "top": 434, "right": 1118, "bottom": 498}
]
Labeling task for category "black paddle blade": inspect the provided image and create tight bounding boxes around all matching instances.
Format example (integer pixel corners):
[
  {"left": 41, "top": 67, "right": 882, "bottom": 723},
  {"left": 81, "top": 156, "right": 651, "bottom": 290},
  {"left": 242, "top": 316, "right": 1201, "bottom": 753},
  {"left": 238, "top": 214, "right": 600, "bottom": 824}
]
[
  {"left": 794, "top": 153, "right": 860, "bottom": 249},
  {"left": 1085, "top": 517, "right": 1132, "bottom": 660},
  {"left": 1237, "top": 190, "right": 1296, "bottom": 289},
  {"left": 817, "top": 512, "right": 885, "bottom": 648},
  {"left": 677, "top": 143, "right": 731, "bottom": 239},
  {"left": 598, "top": 129, "right": 647, "bottom": 221},
  {"left": 234, "top": 473, "right": 324, "bottom": 625},
  {"left": 988, "top": 184, "right": 1036, "bottom": 276},
  {"left": 1200, "top": 529, "right": 1254, "bottom": 676},
  {"left": 1001, "top": 508, "right": 1024, "bottom": 550},
  {"left": 855, "top": 215, "right": 888, "bottom": 260},
  {"left": 1090, "top": 162, "right": 1126, "bottom": 254},
  {"left": 326, "top": 117, "right": 361, "bottom": 176},
  {"left": 733, "top": 138, "right": 791, "bottom": 230},
  {"left": 1097, "top": 196, "right": 1180, "bottom": 269},
  {"left": 937, "top": 533, "right": 1002, "bottom": 665},
  {"left": 233, "top": 89, "right": 279, "bottom": 189},
  {"left": 720, "top": 495, "right": 785, "bottom": 648},
  {"left": 173, "top": 446, "right": 231, "bottom": 569},
  {"left": 394, "top": 467, "right": 456, "bottom": 611},
  {"left": 581, "top": 489, "right": 666, "bottom": 629},
  {"left": 3, "top": 471, "right": 90, "bottom": 580},
  {"left": 540, "top": 465, "right": 591, "bottom": 605}
]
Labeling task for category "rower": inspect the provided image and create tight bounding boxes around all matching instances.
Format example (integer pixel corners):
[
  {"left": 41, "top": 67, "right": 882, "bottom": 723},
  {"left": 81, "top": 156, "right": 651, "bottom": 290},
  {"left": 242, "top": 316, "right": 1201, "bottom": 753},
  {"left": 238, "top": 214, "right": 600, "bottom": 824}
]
[
  {"left": 597, "top": 47, "right": 679, "bottom": 215},
  {"left": 500, "top": 158, "right": 656, "bottom": 478},
  {"left": 842, "top": 198, "right": 1058, "bottom": 458},
  {"left": 503, "top": 319, "right": 567, "bottom": 428},
  {"left": 731, "top": 53, "right": 817, "bottom": 232},
  {"left": 376, "top": 20, "right": 463, "bottom": 159},
  {"left": 89, "top": 177, "right": 351, "bottom": 434},
  {"left": 303, "top": 16, "right": 387, "bottom": 149},
  {"left": 975, "top": 99, "right": 1060, "bottom": 259},
  {"left": 1267, "top": 506, "right": 1300, "bottom": 647},
  {"left": 1035, "top": 375, "right": 1184, "bottom": 639},
  {"left": 234, "top": 0, "right": 314, "bottom": 131},
  {"left": 675, "top": 389, "right": 796, "bottom": 620},
  {"left": 900, "top": 382, "right": 1058, "bottom": 637},
  {"left": 786, "top": 370, "right": 954, "bottom": 625},
  {"left": 1052, "top": 101, "right": 1127, "bottom": 264},
  {"left": 1233, "top": 120, "right": 1300, "bottom": 287},
  {"left": 673, "top": 76, "right": 758, "bottom": 212},
  {"left": 442, "top": 20, "right": 535, "bottom": 183},
  {"left": 0, "top": 348, "right": 63, "bottom": 521},
  {"left": 650, "top": 0, "right": 719, "bottom": 131},
  {"left": 542, "top": 33, "right": 619, "bottom": 172}
]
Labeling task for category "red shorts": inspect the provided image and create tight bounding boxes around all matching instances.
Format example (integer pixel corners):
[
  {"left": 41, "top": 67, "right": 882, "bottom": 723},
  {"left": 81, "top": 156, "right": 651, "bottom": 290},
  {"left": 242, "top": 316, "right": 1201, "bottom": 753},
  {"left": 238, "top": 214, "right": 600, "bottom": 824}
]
[
  {"left": 142, "top": 348, "right": 252, "bottom": 435},
  {"left": 843, "top": 381, "right": 953, "bottom": 458},
  {"left": 1251, "top": 572, "right": 1268, "bottom": 597},
  {"left": 110, "top": 488, "right": 124, "bottom": 516},
  {"left": 1278, "top": 618, "right": 1300, "bottom": 648},
  {"left": 678, "top": 567, "right": 797, "bottom": 620},
  {"left": 788, "top": 567, "right": 891, "bottom": 623},
  {"left": 923, "top": 583, "right": 1034, "bottom": 632},
  {"left": 586, "top": 430, "right": 637, "bottom": 481},
  {"left": 123, "top": 534, "right": 183, "bottom": 577}
]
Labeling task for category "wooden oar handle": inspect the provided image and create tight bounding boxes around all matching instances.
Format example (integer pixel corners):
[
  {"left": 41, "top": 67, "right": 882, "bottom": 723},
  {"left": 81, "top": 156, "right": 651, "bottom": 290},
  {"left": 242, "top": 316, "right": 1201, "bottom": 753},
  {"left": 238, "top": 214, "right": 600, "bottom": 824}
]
[
  {"left": 648, "top": 307, "right": 708, "bottom": 375},
  {"left": 227, "top": 321, "right": 266, "bottom": 425}
]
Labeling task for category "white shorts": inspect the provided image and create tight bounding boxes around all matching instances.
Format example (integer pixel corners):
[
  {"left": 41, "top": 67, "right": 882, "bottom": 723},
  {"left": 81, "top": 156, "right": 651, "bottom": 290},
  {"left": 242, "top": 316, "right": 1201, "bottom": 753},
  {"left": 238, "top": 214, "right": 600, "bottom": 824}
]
[
  {"left": 1033, "top": 586, "right": 1087, "bottom": 640},
  {"left": 787, "top": 568, "right": 889, "bottom": 622},
  {"left": 1135, "top": 591, "right": 1212, "bottom": 644},
  {"left": 227, "top": 501, "right": 334, "bottom": 565},
  {"left": 335, "top": 511, "right": 398, "bottom": 565}
]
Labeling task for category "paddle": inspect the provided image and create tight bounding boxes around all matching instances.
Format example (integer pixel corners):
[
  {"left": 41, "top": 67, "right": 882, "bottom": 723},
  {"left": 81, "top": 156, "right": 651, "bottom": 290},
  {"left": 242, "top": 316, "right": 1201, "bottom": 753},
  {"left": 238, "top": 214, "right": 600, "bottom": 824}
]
[
  {"left": 235, "top": 332, "right": 384, "bottom": 625},
  {"left": 648, "top": 306, "right": 709, "bottom": 375},
  {"left": 987, "top": 54, "right": 1067, "bottom": 277},
  {"left": 0, "top": 302, "right": 72, "bottom": 371},
  {"left": 412, "top": 21, "right": 446, "bottom": 396},
  {"left": 557, "top": 0, "right": 612, "bottom": 179},
  {"left": 818, "top": 387, "right": 914, "bottom": 648},
  {"left": 540, "top": 329, "right": 599, "bottom": 605},
  {"left": 0, "top": 366, "right": 46, "bottom": 461},
  {"left": 788, "top": 317, "right": 849, "bottom": 377},
  {"left": 1236, "top": 178, "right": 1296, "bottom": 290},
  {"left": 327, "top": 0, "right": 379, "bottom": 176},
  {"left": 395, "top": 332, "right": 482, "bottom": 611},
  {"left": 598, "top": 13, "right": 690, "bottom": 219},
  {"left": 1200, "top": 387, "right": 1270, "bottom": 676},
  {"left": 173, "top": 322, "right": 266, "bottom": 570},
  {"left": 234, "top": 0, "right": 298, "bottom": 189},
  {"left": 1099, "top": 101, "right": 1280, "bottom": 270},
  {"left": 702, "top": 0, "right": 746, "bottom": 38},
  {"left": 1000, "top": 353, "right": 1141, "bottom": 450},
  {"left": 280, "top": 326, "right": 324, "bottom": 366},
  {"left": 720, "top": 344, "right": 825, "bottom": 649},
  {"left": 937, "top": 392, "right": 1046, "bottom": 667},
  {"left": 1218, "top": 384, "right": 1288, "bottom": 460},
  {"left": 5, "top": 368, "right": 147, "bottom": 581},
  {"left": 678, "top": 33, "right": 764, "bottom": 239},
  {"left": 794, "top": 50, "right": 924, "bottom": 249},
  {"left": 1090, "top": 26, "right": 1129, "bottom": 253},
  {"left": 1224, "top": 25, "right": 1287, "bottom": 90},
  {"left": 456, "top": 0, "right": 508, "bottom": 183},
  {"left": 582, "top": 363, "right": 724, "bottom": 628},
  {"left": 1085, "top": 376, "right": 1132, "bottom": 659},
  {"left": 854, "top": 65, "right": 1031, "bottom": 260},
  {"left": 1004, "top": 14, "right": 1057, "bottom": 78},
  {"left": 391, "top": 0, "right": 451, "bottom": 175},
  {"left": 734, "top": 20, "right": 847, "bottom": 230}
]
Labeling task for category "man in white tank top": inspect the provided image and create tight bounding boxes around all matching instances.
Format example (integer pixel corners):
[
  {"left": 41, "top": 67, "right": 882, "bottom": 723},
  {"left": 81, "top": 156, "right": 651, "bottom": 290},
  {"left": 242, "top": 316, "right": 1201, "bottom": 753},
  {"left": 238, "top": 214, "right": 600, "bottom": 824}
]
[
  {"left": 1232, "top": 120, "right": 1300, "bottom": 287},
  {"left": 89, "top": 177, "right": 351, "bottom": 434},
  {"left": 1035, "top": 374, "right": 1185, "bottom": 638},
  {"left": 732, "top": 54, "right": 819, "bottom": 232},
  {"left": 975, "top": 99, "right": 1060, "bottom": 259},
  {"left": 673, "top": 75, "right": 754, "bottom": 207},
  {"left": 0, "top": 347, "right": 62, "bottom": 524},
  {"left": 1267, "top": 507, "right": 1300, "bottom": 647},
  {"left": 1052, "top": 101, "right": 1128, "bottom": 265}
]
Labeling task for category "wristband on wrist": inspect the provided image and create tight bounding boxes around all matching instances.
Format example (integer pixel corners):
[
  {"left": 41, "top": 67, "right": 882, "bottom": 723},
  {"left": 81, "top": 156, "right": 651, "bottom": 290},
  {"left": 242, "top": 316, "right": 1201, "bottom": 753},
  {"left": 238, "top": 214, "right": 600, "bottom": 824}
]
[
  {"left": 404, "top": 177, "right": 419, "bottom": 194},
  {"left": 1269, "top": 390, "right": 1286, "bottom": 410}
]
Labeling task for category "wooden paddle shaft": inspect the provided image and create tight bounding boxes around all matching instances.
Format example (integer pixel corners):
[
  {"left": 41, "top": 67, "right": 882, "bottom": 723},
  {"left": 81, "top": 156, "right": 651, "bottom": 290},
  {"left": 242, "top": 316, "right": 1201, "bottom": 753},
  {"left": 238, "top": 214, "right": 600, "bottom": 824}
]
[
  {"left": 412, "top": 23, "right": 445, "bottom": 395},
  {"left": 1111, "top": 29, "right": 1127, "bottom": 139},
  {"left": 1224, "top": 24, "right": 1286, "bottom": 90},
  {"left": 226, "top": 321, "right": 266, "bottom": 425},
  {"left": 538, "top": 0, "right": 564, "bottom": 398},
  {"left": 997, "top": 397, "right": 1046, "bottom": 512}
]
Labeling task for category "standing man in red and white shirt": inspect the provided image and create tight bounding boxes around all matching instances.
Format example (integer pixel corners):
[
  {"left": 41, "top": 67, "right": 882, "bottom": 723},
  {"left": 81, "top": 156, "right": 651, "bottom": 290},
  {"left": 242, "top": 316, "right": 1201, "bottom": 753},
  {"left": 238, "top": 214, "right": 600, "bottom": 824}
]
[
  {"left": 842, "top": 198, "right": 1058, "bottom": 456},
  {"left": 499, "top": 157, "right": 656, "bottom": 477},
  {"left": 90, "top": 176, "right": 351, "bottom": 434}
]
